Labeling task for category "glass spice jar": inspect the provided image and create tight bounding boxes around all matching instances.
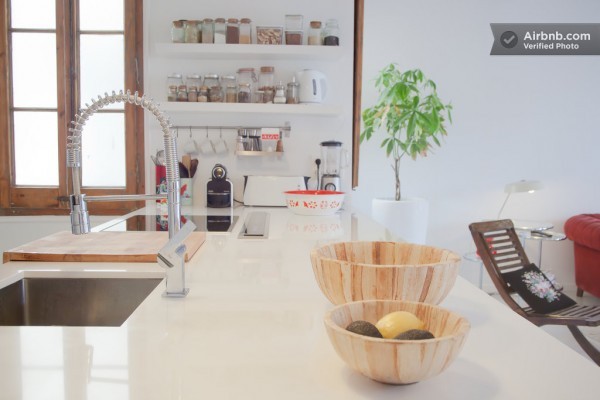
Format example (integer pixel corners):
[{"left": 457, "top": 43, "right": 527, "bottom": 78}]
[
  {"left": 171, "top": 20, "right": 185, "bottom": 43},
  {"left": 237, "top": 83, "right": 251, "bottom": 103},
  {"left": 286, "top": 77, "right": 300, "bottom": 104},
  {"left": 258, "top": 66, "right": 275, "bottom": 103},
  {"left": 225, "top": 84, "right": 237, "bottom": 103},
  {"left": 236, "top": 67, "right": 257, "bottom": 96},
  {"left": 184, "top": 20, "right": 199, "bottom": 43},
  {"left": 239, "top": 18, "right": 252, "bottom": 44},
  {"left": 167, "top": 73, "right": 183, "bottom": 102},
  {"left": 202, "top": 18, "right": 214, "bottom": 43},
  {"left": 177, "top": 83, "right": 188, "bottom": 102},
  {"left": 186, "top": 74, "right": 202, "bottom": 102},
  {"left": 308, "top": 21, "right": 322, "bottom": 45},
  {"left": 253, "top": 90, "right": 265, "bottom": 104},
  {"left": 226, "top": 18, "right": 240, "bottom": 44},
  {"left": 204, "top": 74, "right": 222, "bottom": 102},
  {"left": 214, "top": 18, "right": 226, "bottom": 44},
  {"left": 221, "top": 75, "right": 237, "bottom": 103},
  {"left": 323, "top": 19, "right": 340, "bottom": 46},
  {"left": 197, "top": 86, "right": 209, "bottom": 102},
  {"left": 274, "top": 81, "right": 286, "bottom": 104}
]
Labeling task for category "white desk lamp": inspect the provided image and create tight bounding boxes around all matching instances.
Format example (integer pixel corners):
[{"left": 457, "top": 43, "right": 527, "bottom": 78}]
[{"left": 497, "top": 180, "right": 543, "bottom": 219}]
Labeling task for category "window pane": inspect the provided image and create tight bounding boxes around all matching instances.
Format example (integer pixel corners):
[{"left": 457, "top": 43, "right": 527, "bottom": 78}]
[
  {"left": 13, "top": 111, "right": 58, "bottom": 186},
  {"left": 79, "top": 35, "right": 124, "bottom": 110},
  {"left": 11, "top": 0, "right": 56, "bottom": 29},
  {"left": 79, "top": 0, "right": 124, "bottom": 31},
  {"left": 82, "top": 113, "right": 126, "bottom": 187},
  {"left": 12, "top": 33, "right": 57, "bottom": 108}
]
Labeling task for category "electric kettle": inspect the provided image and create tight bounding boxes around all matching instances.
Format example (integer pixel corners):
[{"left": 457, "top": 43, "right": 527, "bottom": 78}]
[{"left": 296, "top": 69, "right": 327, "bottom": 103}]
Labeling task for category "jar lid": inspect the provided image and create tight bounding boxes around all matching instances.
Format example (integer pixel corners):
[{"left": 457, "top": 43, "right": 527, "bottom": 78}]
[
  {"left": 173, "top": 20, "right": 184, "bottom": 27},
  {"left": 227, "top": 18, "right": 239, "bottom": 23},
  {"left": 187, "top": 74, "right": 201, "bottom": 79},
  {"left": 310, "top": 21, "right": 322, "bottom": 28},
  {"left": 237, "top": 67, "right": 255, "bottom": 73},
  {"left": 222, "top": 75, "right": 236, "bottom": 80},
  {"left": 240, "top": 18, "right": 252, "bottom": 23},
  {"left": 168, "top": 73, "right": 182, "bottom": 78},
  {"left": 204, "top": 73, "right": 219, "bottom": 79},
  {"left": 199, "top": 86, "right": 209, "bottom": 90},
  {"left": 215, "top": 18, "right": 226, "bottom": 23},
  {"left": 203, "top": 18, "right": 214, "bottom": 23},
  {"left": 260, "top": 66, "right": 275, "bottom": 73},
  {"left": 238, "top": 83, "right": 251, "bottom": 87}
]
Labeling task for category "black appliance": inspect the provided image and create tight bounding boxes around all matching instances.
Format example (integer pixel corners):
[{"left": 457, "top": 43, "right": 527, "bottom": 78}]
[{"left": 207, "top": 164, "right": 232, "bottom": 208}]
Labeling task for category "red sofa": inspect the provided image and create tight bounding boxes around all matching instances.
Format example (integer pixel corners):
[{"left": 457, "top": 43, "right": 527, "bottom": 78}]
[{"left": 564, "top": 214, "right": 600, "bottom": 298}]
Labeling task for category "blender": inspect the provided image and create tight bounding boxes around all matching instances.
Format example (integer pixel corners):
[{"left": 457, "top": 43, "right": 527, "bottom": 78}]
[{"left": 320, "top": 140, "right": 343, "bottom": 191}]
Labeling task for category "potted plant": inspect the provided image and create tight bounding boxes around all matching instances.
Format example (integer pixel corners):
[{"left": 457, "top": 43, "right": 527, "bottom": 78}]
[{"left": 361, "top": 64, "right": 452, "bottom": 243}]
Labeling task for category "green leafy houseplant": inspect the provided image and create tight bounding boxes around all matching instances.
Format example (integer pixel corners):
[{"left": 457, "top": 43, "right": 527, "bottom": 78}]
[{"left": 361, "top": 64, "right": 453, "bottom": 201}]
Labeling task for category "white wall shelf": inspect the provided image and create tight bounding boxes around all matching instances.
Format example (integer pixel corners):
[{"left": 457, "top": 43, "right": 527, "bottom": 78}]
[
  {"left": 158, "top": 102, "right": 342, "bottom": 116},
  {"left": 154, "top": 43, "right": 344, "bottom": 61}
]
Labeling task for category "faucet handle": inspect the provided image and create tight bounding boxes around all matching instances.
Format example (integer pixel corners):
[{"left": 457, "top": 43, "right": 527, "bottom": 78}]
[{"left": 158, "top": 220, "right": 196, "bottom": 297}]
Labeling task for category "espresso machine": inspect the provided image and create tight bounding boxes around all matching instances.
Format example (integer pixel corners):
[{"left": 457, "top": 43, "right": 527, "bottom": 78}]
[
  {"left": 207, "top": 164, "right": 233, "bottom": 208},
  {"left": 320, "top": 140, "right": 343, "bottom": 191}
]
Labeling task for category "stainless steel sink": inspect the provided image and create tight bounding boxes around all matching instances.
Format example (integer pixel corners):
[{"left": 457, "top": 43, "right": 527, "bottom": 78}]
[{"left": 0, "top": 277, "right": 161, "bottom": 327}]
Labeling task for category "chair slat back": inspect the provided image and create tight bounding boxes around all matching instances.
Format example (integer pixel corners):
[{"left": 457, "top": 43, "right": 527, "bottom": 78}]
[{"left": 469, "top": 219, "right": 531, "bottom": 314}]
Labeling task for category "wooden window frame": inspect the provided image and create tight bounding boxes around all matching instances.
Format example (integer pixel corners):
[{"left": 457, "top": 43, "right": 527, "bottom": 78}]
[{"left": 0, "top": 0, "right": 145, "bottom": 216}]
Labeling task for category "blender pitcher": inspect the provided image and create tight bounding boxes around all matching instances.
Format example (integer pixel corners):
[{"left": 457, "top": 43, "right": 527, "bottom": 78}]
[{"left": 320, "top": 141, "right": 346, "bottom": 191}]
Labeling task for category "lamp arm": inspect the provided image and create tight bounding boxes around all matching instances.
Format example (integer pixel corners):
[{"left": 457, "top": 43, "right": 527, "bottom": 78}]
[{"left": 497, "top": 193, "right": 511, "bottom": 219}]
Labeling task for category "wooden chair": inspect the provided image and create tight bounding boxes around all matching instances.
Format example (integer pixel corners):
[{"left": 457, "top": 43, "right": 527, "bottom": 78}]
[{"left": 469, "top": 219, "right": 600, "bottom": 366}]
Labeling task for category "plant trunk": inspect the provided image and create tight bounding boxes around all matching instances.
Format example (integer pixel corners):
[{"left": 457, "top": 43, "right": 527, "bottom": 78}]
[{"left": 394, "top": 157, "right": 401, "bottom": 201}]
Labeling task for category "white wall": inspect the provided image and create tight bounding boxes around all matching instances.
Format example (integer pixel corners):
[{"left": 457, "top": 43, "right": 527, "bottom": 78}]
[
  {"left": 353, "top": 0, "right": 600, "bottom": 289},
  {"left": 143, "top": 0, "right": 355, "bottom": 203}
]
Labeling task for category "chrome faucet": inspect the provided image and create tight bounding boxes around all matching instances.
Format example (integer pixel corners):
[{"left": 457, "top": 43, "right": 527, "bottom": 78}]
[{"left": 67, "top": 90, "right": 193, "bottom": 297}]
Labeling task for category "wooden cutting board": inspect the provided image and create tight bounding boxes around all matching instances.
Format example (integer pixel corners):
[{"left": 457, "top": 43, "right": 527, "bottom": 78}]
[{"left": 3, "top": 230, "right": 206, "bottom": 263}]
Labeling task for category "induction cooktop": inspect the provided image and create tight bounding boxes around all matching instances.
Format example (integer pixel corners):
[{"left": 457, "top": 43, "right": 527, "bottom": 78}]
[{"left": 101, "top": 214, "right": 239, "bottom": 233}]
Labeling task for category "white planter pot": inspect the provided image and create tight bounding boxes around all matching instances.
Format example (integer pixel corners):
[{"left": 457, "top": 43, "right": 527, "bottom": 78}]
[{"left": 371, "top": 197, "right": 429, "bottom": 244}]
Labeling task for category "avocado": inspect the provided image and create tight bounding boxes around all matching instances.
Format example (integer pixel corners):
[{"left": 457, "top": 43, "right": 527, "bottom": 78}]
[
  {"left": 346, "top": 320, "right": 383, "bottom": 338},
  {"left": 394, "top": 329, "right": 435, "bottom": 340}
]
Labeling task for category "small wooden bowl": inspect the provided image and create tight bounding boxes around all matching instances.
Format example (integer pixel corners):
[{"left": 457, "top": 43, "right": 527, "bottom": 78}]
[
  {"left": 310, "top": 241, "right": 460, "bottom": 305},
  {"left": 324, "top": 300, "right": 470, "bottom": 384}
]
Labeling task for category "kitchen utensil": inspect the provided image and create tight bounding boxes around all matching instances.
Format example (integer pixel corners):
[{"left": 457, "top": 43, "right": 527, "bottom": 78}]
[
  {"left": 156, "top": 150, "right": 165, "bottom": 166},
  {"left": 296, "top": 69, "right": 327, "bottom": 103},
  {"left": 324, "top": 300, "right": 470, "bottom": 384},
  {"left": 182, "top": 154, "right": 192, "bottom": 175},
  {"left": 189, "top": 158, "right": 198, "bottom": 178},
  {"left": 310, "top": 241, "right": 460, "bottom": 305},
  {"left": 179, "top": 162, "right": 189, "bottom": 178},
  {"left": 284, "top": 190, "right": 344, "bottom": 216},
  {"left": 151, "top": 155, "right": 159, "bottom": 165},
  {"left": 243, "top": 175, "right": 309, "bottom": 207}
]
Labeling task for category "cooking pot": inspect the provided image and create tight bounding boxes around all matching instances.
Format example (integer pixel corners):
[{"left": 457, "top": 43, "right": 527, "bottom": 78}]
[{"left": 296, "top": 69, "right": 327, "bottom": 103}]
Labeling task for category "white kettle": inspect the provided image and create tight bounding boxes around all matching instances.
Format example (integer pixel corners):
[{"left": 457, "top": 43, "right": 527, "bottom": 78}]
[{"left": 296, "top": 69, "right": 327, "bottom": 103}]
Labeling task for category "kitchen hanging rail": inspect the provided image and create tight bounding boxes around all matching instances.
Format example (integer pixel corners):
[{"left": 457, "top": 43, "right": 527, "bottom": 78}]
[{"left": 171, "top": 123, "right": 291, "bottom": 137}]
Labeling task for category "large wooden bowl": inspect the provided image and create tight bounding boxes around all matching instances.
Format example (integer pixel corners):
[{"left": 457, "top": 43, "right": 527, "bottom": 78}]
[
  {"left": 324, "top": 300, "right": 470, "bottom": 384},
  {"left": 310, "top": 241, "right": 460, "bottom": 305}
]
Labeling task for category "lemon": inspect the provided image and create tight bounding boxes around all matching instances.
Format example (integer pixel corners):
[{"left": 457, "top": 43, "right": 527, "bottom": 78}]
[{"left": 375, "top": 311, "right": 425, "bottom": 339}]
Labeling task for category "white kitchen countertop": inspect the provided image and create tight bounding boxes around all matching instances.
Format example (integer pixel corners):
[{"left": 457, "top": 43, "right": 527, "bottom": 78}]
[{"left": 0, "top": 205, "right": 599, "bottom": 399}]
